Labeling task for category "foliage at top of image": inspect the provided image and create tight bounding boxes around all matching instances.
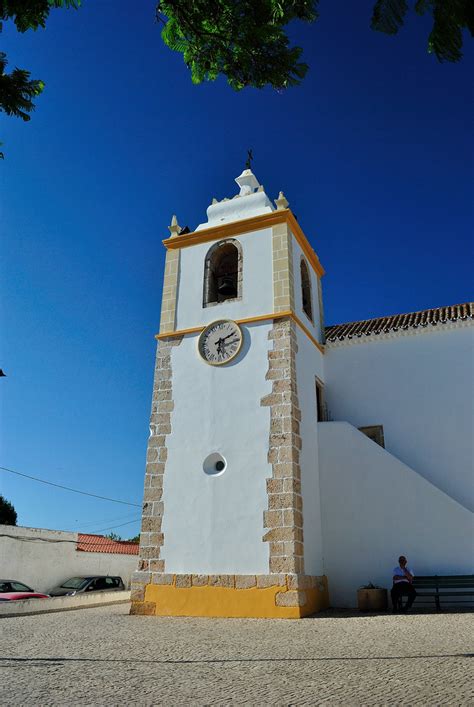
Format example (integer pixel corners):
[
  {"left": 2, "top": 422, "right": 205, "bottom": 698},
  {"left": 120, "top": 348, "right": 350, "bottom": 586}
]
[
  {"left": 157, "top": 0, "right": 473, "bottom": 90},
  {"left": 0, "top": 494, "right": 18, "bottom": 525},
  {"left": 371, "top": 0, "right": 473, "bottom": 63},
  {"left": 0, "top": 0, "right": 80, "bottom": 33},
  {"left": 158, "top": 0, "right": 318, "bottom": 91},
  {"left": 0, "top": 1, "right": 81, "bottom": 157},
  {"left": 0, "top": 0, "right": 472, "bottom": 156},
  {"left": 0, "top": 51, "right": 43, "bottom": 121}
]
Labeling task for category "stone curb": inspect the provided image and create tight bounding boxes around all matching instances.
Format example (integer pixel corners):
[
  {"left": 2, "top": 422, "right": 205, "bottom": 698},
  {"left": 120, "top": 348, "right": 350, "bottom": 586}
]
[{"left": 0, "top": 591, "right": 131, "bottom": 619}]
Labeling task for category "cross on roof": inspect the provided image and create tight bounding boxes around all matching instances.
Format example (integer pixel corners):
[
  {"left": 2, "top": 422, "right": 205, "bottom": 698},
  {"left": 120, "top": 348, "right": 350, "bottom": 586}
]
[{"left": 245, "top": 149, "right": 253, "bottom": 170}]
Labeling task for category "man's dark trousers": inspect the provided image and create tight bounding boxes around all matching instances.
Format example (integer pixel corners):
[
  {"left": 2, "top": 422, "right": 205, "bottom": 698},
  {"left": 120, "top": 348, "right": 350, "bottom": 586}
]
[{"left": 391, "top": 582, "right": 417, "bottom": 610}]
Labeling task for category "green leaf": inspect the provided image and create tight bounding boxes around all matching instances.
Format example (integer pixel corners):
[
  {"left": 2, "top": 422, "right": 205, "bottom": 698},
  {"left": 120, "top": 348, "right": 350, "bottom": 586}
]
[
  {"left": 0, "top": 52, "right": 45, "bottom": 120},
  {"left": 371, "top": 0, "right": 409, "bottom": 34}
]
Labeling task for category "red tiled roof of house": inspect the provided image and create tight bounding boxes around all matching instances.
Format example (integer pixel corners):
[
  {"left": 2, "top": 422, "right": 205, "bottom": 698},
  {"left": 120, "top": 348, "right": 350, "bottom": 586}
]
[
  {"left": 325, "top": 302, "right": 473, "bottom": 342},
  {"left": 77, "top": 533, "right": 139, "bottom": 555}
]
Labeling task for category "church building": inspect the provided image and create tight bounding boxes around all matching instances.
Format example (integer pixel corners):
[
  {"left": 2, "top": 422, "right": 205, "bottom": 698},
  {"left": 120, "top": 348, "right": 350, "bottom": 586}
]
[{"left": 131, "top": 169, "right": 473, "bottom": 616}]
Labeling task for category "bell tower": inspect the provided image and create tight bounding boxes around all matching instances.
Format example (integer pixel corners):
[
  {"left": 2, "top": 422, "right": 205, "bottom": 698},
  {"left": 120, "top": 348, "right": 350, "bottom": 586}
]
[{"left": 132, "top": 169, "right": 330, "bottom": 618}]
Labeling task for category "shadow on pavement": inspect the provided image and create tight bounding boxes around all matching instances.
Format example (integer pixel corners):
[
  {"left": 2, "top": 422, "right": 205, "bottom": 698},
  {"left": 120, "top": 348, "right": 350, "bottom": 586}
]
[
  {"left": 0, "top": 653, "right": 472, "bottom": 667},
  {"left": 307, "top": 607, "right": 474, "bottom": 619}
]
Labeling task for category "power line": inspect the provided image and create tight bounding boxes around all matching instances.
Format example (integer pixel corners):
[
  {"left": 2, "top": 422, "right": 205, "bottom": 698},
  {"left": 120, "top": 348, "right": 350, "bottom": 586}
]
[
  {"left": 0, "top": 532, "right": 140, "bottom": 547},
  {"left": 0, "top": 465, "right": 141, "bottom": 508},
  {"left": 69, "top": 511, "right": 139, "bottom": 529},
  {"left": 88, "top": 518, "right": 141, "bottom": 534}
]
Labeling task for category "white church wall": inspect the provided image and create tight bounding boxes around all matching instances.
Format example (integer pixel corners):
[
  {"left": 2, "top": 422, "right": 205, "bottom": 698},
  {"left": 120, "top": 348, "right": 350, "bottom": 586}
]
[
  {"left": 291, "top": 235, "right": 323, "bottom": 342},
  {"left": 324, "top": 325, "right": 474, "bottom": 511},
  {"left": 318, "top": 422, "right": 474, "bottom": 608},
  {"left": 162, "top": 321, "right": 273, "bottom": 574},
  {"left": 0, "top": 525, "right": 138, "bottom": 593},
  {"left": 175, "top": 228, "right": 274, "bottom": 331},
  {"left": 295, "top": 329, "right": 325, "bottom": 576}
]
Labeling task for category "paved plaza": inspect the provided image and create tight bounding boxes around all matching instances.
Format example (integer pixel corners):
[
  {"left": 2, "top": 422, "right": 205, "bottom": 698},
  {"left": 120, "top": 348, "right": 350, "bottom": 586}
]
[{"left": 0, "top": 603, "right": 472, "bottom": 705}]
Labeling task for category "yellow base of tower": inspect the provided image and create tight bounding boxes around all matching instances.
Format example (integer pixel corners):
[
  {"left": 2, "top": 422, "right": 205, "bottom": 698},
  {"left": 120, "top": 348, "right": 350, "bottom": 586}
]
[{"left": 130, "top": 575, "right": 329, "bottom": 619}]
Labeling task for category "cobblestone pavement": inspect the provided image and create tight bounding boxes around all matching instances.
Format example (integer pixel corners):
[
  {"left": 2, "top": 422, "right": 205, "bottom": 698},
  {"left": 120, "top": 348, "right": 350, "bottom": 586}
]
[{"left": 0, "top": 604, "right": 473, "bottom": 705}]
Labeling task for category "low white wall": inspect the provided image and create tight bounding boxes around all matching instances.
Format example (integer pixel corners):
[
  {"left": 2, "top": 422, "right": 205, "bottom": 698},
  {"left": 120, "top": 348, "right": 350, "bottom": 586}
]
[
  {"left": 0, "top": 590, "right": 130, "bottom": 618},
  {"left": 318, "top": 422, "right": 474, "bottom": 608},
  {"left": 0, "top": 526, "right": 138, "bottom": 592}
]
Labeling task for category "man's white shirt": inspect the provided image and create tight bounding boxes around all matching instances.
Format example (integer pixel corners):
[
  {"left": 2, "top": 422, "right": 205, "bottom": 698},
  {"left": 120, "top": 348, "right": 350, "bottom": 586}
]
[{"left": 393, "top": 566, "right": 414, "bottom": 583}]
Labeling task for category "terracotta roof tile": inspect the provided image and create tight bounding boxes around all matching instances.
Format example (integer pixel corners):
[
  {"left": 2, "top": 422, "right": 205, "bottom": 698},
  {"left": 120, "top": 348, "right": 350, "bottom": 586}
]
[
  {"left": 77, "top": 533, "right": 139, "bottom": 555},
  {"left": 325, "top": 302, "right": 473, "bottom": 343}
]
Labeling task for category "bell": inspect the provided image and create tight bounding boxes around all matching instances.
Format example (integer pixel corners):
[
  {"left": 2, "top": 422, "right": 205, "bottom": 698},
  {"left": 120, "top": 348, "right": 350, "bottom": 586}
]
[{"left": 218, "top": 276, "right": 237, "bottom": 297}]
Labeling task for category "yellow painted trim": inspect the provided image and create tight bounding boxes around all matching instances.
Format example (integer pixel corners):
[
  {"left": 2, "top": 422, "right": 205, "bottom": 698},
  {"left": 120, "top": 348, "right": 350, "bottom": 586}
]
[
  {"left": 157, "top": 324, "right": 203, "bottom": 339},
  {"left": 289, "top": 312, "right": 325, "bottom": 354},
  {"left": 286, "top": 211, "right": 325, "bottom": 278},
  {"left": 142, "top": 581, "right": 329, "bottom": 619},
  {"left": 156, "top": 309, "right": 325, "bottom": 354},
  {"left": 163, "top": 211, "right": 284, "bottom": 249},
  {"left": 236, "top": 311, "right": 293, "bottom": 326},
  {"left": 156, "top": 311, "right": 292, "bottom": 340},
  {"left": 162, "top": 210, "right": 325, "bottom": 278}
]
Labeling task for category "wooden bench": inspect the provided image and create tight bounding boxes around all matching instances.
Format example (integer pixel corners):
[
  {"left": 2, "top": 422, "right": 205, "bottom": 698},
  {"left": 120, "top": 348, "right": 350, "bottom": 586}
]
[{"left": 412, "top": 575, "right": 474, "bottom": 610}]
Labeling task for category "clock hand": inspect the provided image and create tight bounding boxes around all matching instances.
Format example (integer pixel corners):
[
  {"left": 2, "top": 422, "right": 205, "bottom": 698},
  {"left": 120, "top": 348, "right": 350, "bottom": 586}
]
[
  {"left": 221, "top": 332, "right": 236, "bottom": 341},
  {"left": 222, "top": 338, "right": 239, "bottom": 346}
]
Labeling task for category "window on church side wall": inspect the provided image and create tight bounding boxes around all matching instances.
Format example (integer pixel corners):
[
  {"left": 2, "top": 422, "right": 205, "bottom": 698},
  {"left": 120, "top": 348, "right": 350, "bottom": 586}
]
[
  {"left": 359, "top": 425, "right": 385, "bottom": 448},
  {"left": 203, "top": 239, "right": 242, "bottom": 308},
  {"left": 315, "top": 378, "right": 327, "bottom": 421},
  {"left": 300, "top": 258, "right": 313, "bottom": 322}
]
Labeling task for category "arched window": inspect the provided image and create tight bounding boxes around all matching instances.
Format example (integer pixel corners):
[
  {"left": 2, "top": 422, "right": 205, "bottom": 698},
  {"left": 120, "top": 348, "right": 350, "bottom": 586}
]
[
  {"left": 203, "top": 239, "right": 242, "bottom": 308},
  {"left": 300, "top": 258, "right": 313, "bottom": 321}
]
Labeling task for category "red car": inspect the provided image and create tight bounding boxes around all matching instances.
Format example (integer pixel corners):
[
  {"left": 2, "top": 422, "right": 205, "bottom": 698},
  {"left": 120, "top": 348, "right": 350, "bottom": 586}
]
[
  {"left": 0, "top": 579, "right": 49, "bottom": 601},
  {"left": 0, "top": 592, "right": 50, "bottom": 601}
]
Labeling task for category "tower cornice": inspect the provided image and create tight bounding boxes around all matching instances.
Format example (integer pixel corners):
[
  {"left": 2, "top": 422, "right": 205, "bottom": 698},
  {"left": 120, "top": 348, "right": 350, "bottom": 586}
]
[{"left": 162, "top": 209, "right": 325, "bottom": 279}]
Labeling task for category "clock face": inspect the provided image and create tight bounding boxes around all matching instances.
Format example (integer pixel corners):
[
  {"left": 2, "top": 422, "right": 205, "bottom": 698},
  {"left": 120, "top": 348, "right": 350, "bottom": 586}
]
[{"left": 198, "top": 320, "right": 243, "bottom": 366}]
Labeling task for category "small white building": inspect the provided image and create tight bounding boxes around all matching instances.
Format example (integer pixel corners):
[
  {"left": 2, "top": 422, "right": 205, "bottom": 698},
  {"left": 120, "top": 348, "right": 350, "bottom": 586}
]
[
  {"left": 0, "top": 525, "right": 139, "bottom": 592},
  {"left": 132, "top": 169, "right": 473, "bottom": 615}
]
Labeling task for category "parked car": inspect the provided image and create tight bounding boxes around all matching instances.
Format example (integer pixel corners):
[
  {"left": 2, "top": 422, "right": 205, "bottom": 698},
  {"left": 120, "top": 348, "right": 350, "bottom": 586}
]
[
  {"left": 0, "top": 592, "right": 50, "bottom": 601},
  {"left": 1, "top": 579, "right": 37, "bottom": 594},
  {"left": 48, "top": 575, "right": 125, "bottom": 597}
]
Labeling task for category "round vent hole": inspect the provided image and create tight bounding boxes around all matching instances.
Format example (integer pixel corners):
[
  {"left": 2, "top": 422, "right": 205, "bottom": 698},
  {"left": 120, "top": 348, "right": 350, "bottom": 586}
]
[{"left": 203, "top": 453, "right": 227, "bottom": 476}]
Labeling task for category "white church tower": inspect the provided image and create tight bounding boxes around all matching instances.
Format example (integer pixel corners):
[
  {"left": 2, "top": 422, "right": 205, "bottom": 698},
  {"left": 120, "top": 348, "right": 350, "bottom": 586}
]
[{"left": 132, "top": 168, "right": 330, "bottom": 618}]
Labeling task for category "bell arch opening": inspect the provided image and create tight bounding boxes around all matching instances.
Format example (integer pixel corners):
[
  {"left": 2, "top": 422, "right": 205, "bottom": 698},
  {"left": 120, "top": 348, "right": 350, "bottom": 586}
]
[
  {"left": 300, "top": 257, "right": 313, "bottom": 322},
  {"left": 203, "top": 239, "right": 243, "bottom": 308}
]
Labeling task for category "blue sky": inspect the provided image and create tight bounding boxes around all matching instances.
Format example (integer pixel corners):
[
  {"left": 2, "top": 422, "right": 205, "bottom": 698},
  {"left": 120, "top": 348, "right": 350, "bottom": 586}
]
[{"left": 1, "top": 1, "right": 472, "bottom": 538}]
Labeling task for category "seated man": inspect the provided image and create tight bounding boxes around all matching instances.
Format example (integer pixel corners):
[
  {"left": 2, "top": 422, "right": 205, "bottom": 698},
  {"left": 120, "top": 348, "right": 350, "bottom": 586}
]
[{"left": 391, "top": 555, "right": 417, "bottom": 612}]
